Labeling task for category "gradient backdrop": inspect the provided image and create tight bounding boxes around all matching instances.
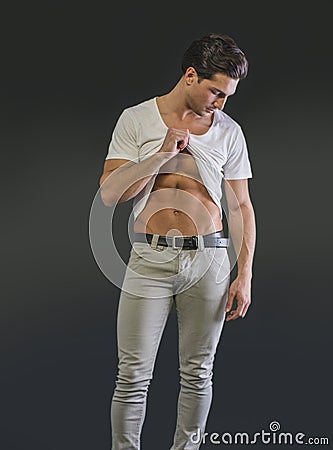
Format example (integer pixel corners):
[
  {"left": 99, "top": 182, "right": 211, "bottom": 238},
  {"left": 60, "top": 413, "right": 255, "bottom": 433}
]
[{"left": 1, "top": 2, "right": 332, "bottom": 449}]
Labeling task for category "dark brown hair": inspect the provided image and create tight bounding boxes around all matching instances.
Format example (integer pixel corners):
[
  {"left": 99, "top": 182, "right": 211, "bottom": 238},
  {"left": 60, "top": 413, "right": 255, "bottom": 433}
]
[{"left": 181, "top": 33, "right": 248, "bottom": 81}]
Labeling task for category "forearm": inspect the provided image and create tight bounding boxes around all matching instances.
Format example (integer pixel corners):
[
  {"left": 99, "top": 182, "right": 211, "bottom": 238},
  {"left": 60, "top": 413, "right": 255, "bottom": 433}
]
[
  {"left": 100, "top": 152, "right": 171, "bottom": 206},
  {"left": 229, "top": 202, "right": 256, "bottom": 279}
]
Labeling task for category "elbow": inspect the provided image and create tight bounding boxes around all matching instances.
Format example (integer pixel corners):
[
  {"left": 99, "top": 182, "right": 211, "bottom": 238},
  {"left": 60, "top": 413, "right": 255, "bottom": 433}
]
[
  {"left": 100, "top": 188, "right": 117, "bottom": 207},
  {"left": 100, "top": 187, "right": 129, "bottom": 207},
  {"left": 99, "top": 172, "right": 117, "bottom": 207},
  {"left": 102, "top": 198, "right": 116, "bottom": 208},
  {"left": 228, "top": 198, "right": 253, "bottom": 214}
]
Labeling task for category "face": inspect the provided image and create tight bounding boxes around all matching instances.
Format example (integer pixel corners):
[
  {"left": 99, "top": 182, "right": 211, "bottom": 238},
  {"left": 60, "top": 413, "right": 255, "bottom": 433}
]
[{"left": 184, "top": 68, "right": 239, "bottom": 117}]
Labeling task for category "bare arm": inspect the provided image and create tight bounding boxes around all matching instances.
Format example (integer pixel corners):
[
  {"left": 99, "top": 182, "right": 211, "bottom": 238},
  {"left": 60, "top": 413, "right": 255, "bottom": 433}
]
[
  {"left": 224, "top": 178, "right": 256, "bottom": 321},
  {"left": 99, "top": 155, "right": 169, "bottom": 206},
  {"left": 99, "top": 128, "right": 190, "bottom": 206}
]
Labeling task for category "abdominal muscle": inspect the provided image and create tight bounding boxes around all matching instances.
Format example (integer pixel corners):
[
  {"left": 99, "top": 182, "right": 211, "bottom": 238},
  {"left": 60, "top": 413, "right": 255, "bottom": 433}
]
[{"left": 134, "top": 173, "right": 223, "bottom": 236}]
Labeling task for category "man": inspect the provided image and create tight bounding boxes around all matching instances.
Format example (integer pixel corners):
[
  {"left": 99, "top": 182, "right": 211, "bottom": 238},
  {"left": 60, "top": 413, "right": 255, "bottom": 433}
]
[{"left": 99, "top": 33, "right": 256, "bottom": 450}]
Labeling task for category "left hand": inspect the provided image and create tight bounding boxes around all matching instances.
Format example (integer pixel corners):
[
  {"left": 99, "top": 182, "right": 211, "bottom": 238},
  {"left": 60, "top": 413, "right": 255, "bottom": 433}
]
[{"left": 225, "top": 275, "right": 252, "bottom": 321}]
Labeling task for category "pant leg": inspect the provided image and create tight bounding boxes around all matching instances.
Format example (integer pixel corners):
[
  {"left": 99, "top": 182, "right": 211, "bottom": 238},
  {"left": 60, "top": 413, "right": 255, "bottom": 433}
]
[
  {"left": 170, "top": 248, "right": 230, "bottom": 450},
  {"left": 111, "top": 243, "right": 175, "bottom": 450}
]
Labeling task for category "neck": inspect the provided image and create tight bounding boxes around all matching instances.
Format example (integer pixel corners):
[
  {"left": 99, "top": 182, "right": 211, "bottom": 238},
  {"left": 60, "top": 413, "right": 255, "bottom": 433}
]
[{"left": 158, "top": 78, "right": 196, "bottom": 121}]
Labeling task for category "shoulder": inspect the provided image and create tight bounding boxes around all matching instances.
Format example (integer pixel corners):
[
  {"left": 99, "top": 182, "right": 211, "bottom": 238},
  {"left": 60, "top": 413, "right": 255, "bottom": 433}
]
[
  {"left": 213, "top": 109, "right": 242, "bottom": 134},
  {"left": 123, "top": 97, "right": 156, "bottom": 118},
  {"left": 115, "top": 97, "right": 156, "bottom": 132}
]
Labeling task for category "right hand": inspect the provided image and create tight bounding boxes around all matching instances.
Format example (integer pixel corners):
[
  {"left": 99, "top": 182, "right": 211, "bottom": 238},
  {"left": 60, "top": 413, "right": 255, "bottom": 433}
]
[{"left": 159, "top": 128, "right": 190, "bottom": 158}]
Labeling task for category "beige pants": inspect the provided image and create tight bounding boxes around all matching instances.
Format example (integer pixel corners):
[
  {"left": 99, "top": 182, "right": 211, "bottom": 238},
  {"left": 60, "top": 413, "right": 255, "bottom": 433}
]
[{"left": 111, "top": 241, "right": 230, "bottom": 450}]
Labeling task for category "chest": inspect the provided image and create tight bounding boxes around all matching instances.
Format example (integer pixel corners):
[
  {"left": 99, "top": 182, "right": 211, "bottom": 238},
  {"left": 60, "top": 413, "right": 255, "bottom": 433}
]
[
  {"left": 137, "top": 109, "right": 229, "bottom": 169},
  {"left": 159, "top": 149, "right": 200, "bottom": 178},
  {"left": 160, "top": 115, "right": 213, "bottom": 136},
  {"left": 153, "top": 149, "right": 204, "bottom": 192}
]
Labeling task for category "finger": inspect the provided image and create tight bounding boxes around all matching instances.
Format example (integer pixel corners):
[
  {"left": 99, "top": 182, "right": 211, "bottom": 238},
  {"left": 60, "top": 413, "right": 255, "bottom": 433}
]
[
  {"left": 177, "top": 139, "right": 186, "bottom": 150},
  {"left": 226, "top": 297, "right": 244, "bottom": 321},
  {"left": 239, "top": 300, "right": 251, "bottom": 318},
  {"left": 226, "top": 309, "right": 240, "bottom": 321},
  {"left": 238, "top": 298, "right": 250, "bottom": 318},
  {"left": 177, "top": 129, "right": 190, "bottom": 149},
  {"left": 184, "top": 128, "right": 190, "bottom": 146},
  {"left": 226, "top": 307, "right": 242, "bottom": 321},
  {"left": 225, "top": 291, "right": 235, "bottom": 313}
]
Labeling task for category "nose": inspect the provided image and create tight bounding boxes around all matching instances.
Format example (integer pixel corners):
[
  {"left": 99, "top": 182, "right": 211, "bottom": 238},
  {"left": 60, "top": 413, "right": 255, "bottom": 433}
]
[{"left": 213, "top": 98, "right": 226, "bottom": 110}]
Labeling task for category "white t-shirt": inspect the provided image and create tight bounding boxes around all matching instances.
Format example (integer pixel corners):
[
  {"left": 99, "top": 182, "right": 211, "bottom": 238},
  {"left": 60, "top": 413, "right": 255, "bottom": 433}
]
[{"left": 105, "top": 97, "right": 253, "bottom": 220}]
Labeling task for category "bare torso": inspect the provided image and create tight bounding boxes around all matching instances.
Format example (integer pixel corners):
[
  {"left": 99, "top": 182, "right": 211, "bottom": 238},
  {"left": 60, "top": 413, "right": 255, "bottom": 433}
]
[{"left": 134, "top": 99, "right": 222, "bottom": 236}]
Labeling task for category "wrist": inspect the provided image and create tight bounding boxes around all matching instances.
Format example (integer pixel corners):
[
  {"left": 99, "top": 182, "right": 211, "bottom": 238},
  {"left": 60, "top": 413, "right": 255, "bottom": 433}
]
[
  {"left": 237, "top": 269, "right": 252, "bottom": 281},
  {"left": 157, "top": 148, "right": 175, "bottom": 160}
]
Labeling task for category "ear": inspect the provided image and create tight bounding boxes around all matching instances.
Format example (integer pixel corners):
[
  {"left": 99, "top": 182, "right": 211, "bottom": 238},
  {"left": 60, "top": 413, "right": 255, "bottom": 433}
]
[{"left": 184, "top": 67, "right": 198, "bottom": 85}]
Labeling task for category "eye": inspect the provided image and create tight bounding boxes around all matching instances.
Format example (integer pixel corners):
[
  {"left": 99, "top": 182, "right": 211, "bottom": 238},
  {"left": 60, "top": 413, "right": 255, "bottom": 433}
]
[{"left": 211, "top": 89, "right": 225, "bottom": 98}]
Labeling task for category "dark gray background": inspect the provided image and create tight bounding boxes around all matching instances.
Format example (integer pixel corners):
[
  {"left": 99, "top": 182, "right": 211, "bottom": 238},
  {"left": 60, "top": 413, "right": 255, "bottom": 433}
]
[{"left": 1, "top": 2, "right": 332, "bottom": 449}]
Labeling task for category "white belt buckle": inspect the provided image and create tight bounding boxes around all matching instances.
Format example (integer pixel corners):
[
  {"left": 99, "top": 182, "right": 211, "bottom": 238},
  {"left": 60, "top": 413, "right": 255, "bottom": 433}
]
[{"left": 172, "top": 235, "right": 183, "bottom": 249}]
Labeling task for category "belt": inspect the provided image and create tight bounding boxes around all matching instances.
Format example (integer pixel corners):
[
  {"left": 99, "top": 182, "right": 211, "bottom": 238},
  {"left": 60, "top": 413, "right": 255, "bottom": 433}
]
[{"left": 134, "top": 231, "right": 229, "bottom": 250}]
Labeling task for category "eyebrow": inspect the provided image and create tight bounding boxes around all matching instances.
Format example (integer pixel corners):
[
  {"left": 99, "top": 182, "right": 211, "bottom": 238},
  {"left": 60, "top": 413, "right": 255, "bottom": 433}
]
[
  {"left": 211, "top": 87, "right": 227, "bottom": 96},
  {"left": 211, "top": 87, "right": 235, "bottom": 97}
]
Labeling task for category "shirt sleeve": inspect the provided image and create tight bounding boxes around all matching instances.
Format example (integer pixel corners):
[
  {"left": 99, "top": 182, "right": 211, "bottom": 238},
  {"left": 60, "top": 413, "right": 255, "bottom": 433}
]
[
  {"left": 105, "top": 108, "right": 140, "bottom": 162},
  {"left": 223, "top": 125, "right": 253, "bottom": 180}
]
